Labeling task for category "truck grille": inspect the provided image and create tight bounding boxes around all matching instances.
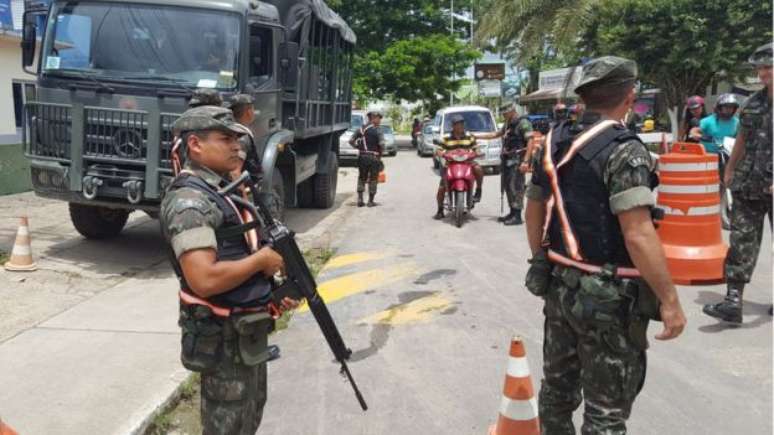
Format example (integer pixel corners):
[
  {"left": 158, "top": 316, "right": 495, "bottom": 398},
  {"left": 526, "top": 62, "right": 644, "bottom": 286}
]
[
  {"left": 159, "top": 113, "right": 180, "bottom": 170},
  {"left": 26, "top": 103, "right": 72, "bottom": 159},
  {"left": 84, "top": 108, "right": 148, "bottom": 164}
]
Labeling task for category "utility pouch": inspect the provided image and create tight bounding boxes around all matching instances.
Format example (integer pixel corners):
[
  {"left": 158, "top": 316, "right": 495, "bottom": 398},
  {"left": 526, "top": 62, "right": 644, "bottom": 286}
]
[
  {"left": 634, "top": 280, "right": 662, "bottom": 321},
  {"left": 232, "top": 312, "right": 274, "bottom": 366},
  {"left": 525, "top": 250, "right": 553, "bottom": 297},
  {"left": 179, "top": 304, "right": 223, "bottom": 373},
  {"left": 571, "top": 268, "right": 623, "bottom": 327}
]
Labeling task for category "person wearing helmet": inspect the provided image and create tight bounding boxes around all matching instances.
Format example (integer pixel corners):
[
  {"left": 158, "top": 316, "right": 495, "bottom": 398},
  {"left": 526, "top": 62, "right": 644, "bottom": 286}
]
[
  {"left": 160, "top": 106, "right": 298, "bottom": 434},
  {"left": 433, "top": 114, "right": 484, "bottom": 219},
  {"left": 695, "top": 93, "right": 740, "bottom": 154},
  {"left": 680, "top": 96, "right": 707, "bottom": 141},
  {"left": 704, "top": 42, "right": 773, "bottom": 323}
]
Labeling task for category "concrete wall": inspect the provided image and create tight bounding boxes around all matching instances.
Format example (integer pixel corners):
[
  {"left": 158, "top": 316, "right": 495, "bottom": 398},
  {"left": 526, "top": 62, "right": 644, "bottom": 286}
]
[
  {"left": 0, "top": 33, "right": 35, "bottom": 138},
  {"left": 0, "top": 143, "right": 31, "bottom": 195}
]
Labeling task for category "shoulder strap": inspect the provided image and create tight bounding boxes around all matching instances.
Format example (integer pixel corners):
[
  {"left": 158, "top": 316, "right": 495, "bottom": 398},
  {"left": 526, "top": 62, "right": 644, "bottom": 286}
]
[{"left": 578, "top": 125, "right": 639, "bottom": 161}]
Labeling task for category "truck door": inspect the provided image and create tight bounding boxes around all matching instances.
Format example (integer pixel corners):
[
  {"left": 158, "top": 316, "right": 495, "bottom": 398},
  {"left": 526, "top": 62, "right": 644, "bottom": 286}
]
[{"left": 246, "top": 24, "right": 281, "bottom": 143}]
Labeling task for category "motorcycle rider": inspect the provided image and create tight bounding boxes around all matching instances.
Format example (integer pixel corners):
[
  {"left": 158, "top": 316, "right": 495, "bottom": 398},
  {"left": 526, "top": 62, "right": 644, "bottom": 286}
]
[
  {"left": 680, "top": 95, "right": 707, "bottom": 142},
  {"left": 433, "top": 114, "right": 483, "bottom": 219},
  {"left": 695, "top": 94, "right": 740, "bottom": 154}
]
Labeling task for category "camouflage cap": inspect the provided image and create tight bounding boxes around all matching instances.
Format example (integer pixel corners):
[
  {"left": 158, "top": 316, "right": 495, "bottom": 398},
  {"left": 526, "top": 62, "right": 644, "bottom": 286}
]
[
  {"left": 227, "top": 93, "right": 255, "bottom": 109},
  {"left": 173, "top": 106, "right": 252, "bottom": 137},
  {"left": 574, "top": 56, "right": 638, "bottom": 94},
  {"left": 188, "top": 88, "right": 223, "bottom": 108},
  {"left": 748, "top": 42, "right": 772, "bottom": 67}
]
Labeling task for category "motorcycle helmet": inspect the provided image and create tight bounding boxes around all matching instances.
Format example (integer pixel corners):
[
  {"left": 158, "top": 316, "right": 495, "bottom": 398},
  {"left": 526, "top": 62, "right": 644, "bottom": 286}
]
[
  {"left": 553, "top": 103, "right": 568, "bottom": 120},
  {"left": 748, "top": 42, "right": 772, "bottom": 67},
  {"left": 686, "top": 95, "right": 705, "bottom": 110},
  {"left": 715, "top": 94, "right": 739, "bottom": 119}
]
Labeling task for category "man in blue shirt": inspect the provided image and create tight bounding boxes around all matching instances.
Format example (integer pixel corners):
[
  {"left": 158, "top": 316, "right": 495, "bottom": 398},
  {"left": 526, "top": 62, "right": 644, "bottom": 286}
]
[{"left": 695, "top": 94, "right": 740, "bottom": 153}]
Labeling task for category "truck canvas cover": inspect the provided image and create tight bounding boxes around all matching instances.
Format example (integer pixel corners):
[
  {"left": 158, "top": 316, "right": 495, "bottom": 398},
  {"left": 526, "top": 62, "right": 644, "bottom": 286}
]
[{"left": 278, "top": 0, "right": 356, "bottom": 44}]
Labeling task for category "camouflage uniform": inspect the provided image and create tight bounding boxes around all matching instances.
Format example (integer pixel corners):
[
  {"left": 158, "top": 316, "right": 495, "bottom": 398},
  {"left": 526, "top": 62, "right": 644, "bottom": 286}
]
[
  {"left": 500, "top": 112, "right": 533, "bottom": 224},
  {"left": 350, "top": 113, "right": 385, "bottom": 206},
  {"left": 189, "top": 88, "right": 224, "bottom": 108},
  {"left": 228, "top": 94, "right": 263, "bottom": 177},
  {"left": 526, "top": 57, "right": 657, "bottom": 434},
  {"left": 161, "top": 107, "right": 270, "bottom": 435}
]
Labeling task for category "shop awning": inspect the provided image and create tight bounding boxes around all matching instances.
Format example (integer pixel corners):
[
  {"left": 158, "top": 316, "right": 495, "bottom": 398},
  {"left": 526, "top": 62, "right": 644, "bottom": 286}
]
[{"left": 519, "top": 88, "right": 576, "bottom": 103}]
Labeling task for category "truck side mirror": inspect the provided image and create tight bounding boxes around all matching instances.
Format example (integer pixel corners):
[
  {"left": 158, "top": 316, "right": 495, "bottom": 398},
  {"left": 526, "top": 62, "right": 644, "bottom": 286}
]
[
  {"left": 21, "top": 11, "right": 38, "bottom": 71},
  {"left": 279, "top": 41, "right": 299, "bottom": 89}
]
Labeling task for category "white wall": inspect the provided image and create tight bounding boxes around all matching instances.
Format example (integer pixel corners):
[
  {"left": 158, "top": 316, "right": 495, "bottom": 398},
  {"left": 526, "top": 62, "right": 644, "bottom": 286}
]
[{"left": 0, "top": 34, "right": 35, "bottom": 137}]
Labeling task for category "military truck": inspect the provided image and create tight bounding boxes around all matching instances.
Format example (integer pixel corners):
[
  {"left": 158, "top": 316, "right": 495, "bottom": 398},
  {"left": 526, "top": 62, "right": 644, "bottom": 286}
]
[{"left": 20, "top": 0, "right": 355, "bottom": 238}]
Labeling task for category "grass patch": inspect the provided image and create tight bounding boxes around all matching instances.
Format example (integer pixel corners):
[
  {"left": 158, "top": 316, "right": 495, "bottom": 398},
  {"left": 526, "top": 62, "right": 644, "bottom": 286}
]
[
  {"left": 144, "top": 247, "right": 335, "bottom": 434},
  {"left": 0, "top": 250, "right": 8, "bottom": 265}
]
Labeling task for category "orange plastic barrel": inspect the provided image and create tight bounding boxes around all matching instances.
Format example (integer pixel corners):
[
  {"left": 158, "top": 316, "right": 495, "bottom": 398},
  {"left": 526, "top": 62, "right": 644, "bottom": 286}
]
[{"left": 656, "top": 142, "right": 728, "bottom": 285}]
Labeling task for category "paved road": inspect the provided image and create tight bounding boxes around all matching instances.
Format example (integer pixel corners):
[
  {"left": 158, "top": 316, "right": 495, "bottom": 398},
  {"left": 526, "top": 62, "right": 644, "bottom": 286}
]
[{"left": 260, "top": 147, "right": 772, "bottom": 435}]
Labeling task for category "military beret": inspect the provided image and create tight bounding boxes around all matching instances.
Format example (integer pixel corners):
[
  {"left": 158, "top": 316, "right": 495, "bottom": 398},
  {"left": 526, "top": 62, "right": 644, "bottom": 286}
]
[
  {"left": 748, "top": 42, "right": 772, "bottom": 67},
  {"left": 173, "top": 106, "right": 252, "bottom": 137},
  {"left": 574, "top": 56, "right": 638, "bottom": 94},
  {"left": 188, "top": 88, "right": 223, "bottom": 108},
  {"left": 227, "top": 93, "right": 255, "bottom": 109}
]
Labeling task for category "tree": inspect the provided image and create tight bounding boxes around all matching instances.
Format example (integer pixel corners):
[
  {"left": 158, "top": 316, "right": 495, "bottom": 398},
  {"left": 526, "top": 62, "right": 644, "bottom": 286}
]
[
  {"left": 586, "top": 0, "right": 772, "bottom": 132},
  {"left": 355, "top": 34, "right": 481, "bottom": 114}
]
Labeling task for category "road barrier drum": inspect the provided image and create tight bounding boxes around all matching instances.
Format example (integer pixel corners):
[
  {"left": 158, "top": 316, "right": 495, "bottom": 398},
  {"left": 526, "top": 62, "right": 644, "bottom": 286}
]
[{"left": 656, "top": 142, "right": 727, "bottom": 285}]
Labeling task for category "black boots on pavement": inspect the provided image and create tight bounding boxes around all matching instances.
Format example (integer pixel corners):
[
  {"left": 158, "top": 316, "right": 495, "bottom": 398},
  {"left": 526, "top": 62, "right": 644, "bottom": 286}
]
[
  {"left": 357, "top": 192, "right": 365, "bottom": 207},
  {"left": 433, "top": 207, "right": 444, "bottom": 220},
  {"left": 367, "top": 193, "right": 376, "bottom": 207},
  {"left": 703, "top": 286, "right": 743, "bottom": 324},
  {"left": 473, "top": 188, "right": 482, "bottom": 203},
  {"left": 499, "top": 207, "right": 523, "bottom": 225}
]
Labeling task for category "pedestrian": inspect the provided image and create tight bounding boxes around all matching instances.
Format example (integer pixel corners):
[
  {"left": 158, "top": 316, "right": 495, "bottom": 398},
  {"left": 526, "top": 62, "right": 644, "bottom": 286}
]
[
  {"left": 227, "top": 93, "right": 262, "bottom": 181},
  {"left": 484, "top": 103, "right": 533, "bottom": 225},
  {"left": 349, "top": 110, "right": 385, "bottom": 207},
  {"left": 524, "top": 56, "right": 686, "bottom": 434},
  {"left": 188, "top": 88, "right": 224, "bottom": 109},
  {"left": 160, "top": 105, "right": 298, "bottom": 435},
  {"left": 680, "top": 96, "right": 707, "bottom": 142},
  {"left": 412, "top": 117, "right": 422, "bottom": 148},
  {"left": 704, "top": 42, "right": 773, "bottom": 323},
  {"left": 433, "top": 114, "right": 484, "bottom": 219}
]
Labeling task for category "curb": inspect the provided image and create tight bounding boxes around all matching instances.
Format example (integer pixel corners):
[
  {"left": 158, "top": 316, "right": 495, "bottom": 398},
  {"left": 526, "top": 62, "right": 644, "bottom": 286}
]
[{"left": 128, "top": 191, "right": 357, "bottom": 435}]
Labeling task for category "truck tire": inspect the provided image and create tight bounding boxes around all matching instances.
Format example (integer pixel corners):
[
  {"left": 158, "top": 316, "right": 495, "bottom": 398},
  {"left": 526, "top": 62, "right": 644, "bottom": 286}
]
[
  {"left": 296, "top": 177, "right": 315, "bottom": 208},
  {"left": 69, "top": 203, "right": 130, "bottom": 239},
  {"left": 269, "top": 170, "right": 285, "bottom": 221},
  {"left": 313, "top": 152, "right": 338, "bottom": 209}
]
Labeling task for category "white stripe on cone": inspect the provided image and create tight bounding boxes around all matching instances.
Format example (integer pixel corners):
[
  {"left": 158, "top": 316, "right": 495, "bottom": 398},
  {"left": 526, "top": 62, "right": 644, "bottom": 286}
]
[
  {"left": 499, "top": 396, "right": 539, "bottom": 421},
  {"left": 506, "top": 356, "right": 531, "bottom": 379},
  {"left": 17, "top": 226, "right": 29, "bottom": 236},
  {"left": 660, "top": 162, "right": 718, "bottom": 172},
  {"left": 660, "top": 205, "right": 721, "bottom": 216},
  {"left": 659, "top": 184, "right": 719, "bottom": 194},
  {"left": 11, "top": 244, "right": 31, "bottom": 256}
]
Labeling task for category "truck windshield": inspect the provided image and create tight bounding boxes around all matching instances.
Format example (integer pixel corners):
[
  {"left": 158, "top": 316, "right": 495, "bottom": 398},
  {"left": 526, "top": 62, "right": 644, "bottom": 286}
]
[{"left": 41, "top": 2, "right": 241, "bottom": 89}]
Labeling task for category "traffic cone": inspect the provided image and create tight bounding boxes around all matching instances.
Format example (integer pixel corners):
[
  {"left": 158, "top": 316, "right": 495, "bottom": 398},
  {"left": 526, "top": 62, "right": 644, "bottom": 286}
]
[
  {"left": 4, "top": 216, "right": 37, "bottom": 272},
  {"left": 0, "top": 418, "right": 19, "bottom": 435},
  {"left": 488, "top": 336, "right": 540, "bottom": 435}
]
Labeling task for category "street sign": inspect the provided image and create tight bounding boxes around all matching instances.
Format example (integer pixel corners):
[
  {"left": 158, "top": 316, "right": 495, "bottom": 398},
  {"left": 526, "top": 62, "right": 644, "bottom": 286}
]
[
  {"left": 478, "top": 79, "right": 501, "bottom": 98},
  {"left": 474, "top": 62, "right": 505, "bottom": 81}
]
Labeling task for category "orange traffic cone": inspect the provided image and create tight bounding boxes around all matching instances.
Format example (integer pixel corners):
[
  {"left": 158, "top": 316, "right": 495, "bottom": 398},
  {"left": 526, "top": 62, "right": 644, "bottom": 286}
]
[
  {"left": 0, "top": 418, "right": 19, "bottom": 435},
  {"left": 657, "top": 142, "right": 727, "bottom": 285},
  {"left": 488, "top": 336, "right": 540, "bottom": 435},
  {"left": 4, "top": 216, "right": 37, "bottom": 272}
]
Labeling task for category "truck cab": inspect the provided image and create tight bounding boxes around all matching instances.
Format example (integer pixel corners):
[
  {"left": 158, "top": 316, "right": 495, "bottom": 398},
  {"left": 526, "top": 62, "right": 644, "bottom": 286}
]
[{"left": 21, "top": 0, "right": 354, "bottom": 238}]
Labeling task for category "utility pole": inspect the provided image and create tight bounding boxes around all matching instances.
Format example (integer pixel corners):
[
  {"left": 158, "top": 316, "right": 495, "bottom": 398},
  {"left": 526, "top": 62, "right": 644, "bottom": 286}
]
[{"left": 450, "top": 0, "right": 454, "bottom": 106}]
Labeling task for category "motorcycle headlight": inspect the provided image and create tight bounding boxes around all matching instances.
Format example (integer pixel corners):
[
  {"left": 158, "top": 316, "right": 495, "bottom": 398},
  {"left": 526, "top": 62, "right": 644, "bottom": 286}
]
[{"left": 453, "top": 154, "right": 468, "bottom": 162}]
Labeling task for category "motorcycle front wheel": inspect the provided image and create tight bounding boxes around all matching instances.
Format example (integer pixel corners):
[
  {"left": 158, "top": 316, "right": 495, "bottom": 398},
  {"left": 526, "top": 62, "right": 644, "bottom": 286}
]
[{"left": 454, "top": 190, "right": 465, "bottom": 228}]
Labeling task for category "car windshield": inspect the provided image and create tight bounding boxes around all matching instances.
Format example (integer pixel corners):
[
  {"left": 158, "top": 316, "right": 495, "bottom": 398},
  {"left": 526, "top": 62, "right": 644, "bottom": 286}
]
[
  {"left": 381, "top": 125, "right": 393, "bottom": 134},
  {"left": 41, "top": 2, "right": 241, "bottom": 89},
  {"left": 350, "top": 114, "right": 364, "bottom": 130},
  {"left": 443, "top": 111, "right": 495, "bottom": 133}
]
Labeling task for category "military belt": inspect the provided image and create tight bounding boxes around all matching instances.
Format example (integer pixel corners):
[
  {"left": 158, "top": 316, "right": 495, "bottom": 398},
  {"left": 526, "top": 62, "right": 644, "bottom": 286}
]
[
  {"left": 547, "top": 249, "right": 641, "bottom": 278},
  {"left": 179, "top": 290, "right": 276, "bottom": 318}
]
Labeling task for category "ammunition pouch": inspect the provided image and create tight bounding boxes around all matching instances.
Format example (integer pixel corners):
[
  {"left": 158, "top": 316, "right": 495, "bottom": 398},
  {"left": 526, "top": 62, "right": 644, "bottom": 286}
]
[
  {"left": 525, "top": 249, "right": 553, "bottom": 297},
  {"left": 570, "top": 266, "right": 624, "bottom": 328},
  {"left": 232, "top": 312, "right": 275, "bottom": 366},
  {"left": 179, "top": 304, "right": 224, "bottom": 373}
]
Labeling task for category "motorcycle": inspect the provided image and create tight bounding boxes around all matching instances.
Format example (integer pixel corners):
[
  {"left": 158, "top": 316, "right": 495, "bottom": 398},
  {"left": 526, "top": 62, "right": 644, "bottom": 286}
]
[{"left": 442, "top": 148, "right": 479, "bottom": 228}]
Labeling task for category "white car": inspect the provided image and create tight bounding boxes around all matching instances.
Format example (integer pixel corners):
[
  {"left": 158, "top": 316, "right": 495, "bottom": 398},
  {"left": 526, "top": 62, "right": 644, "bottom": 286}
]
[
  {"left": 430, "top": 105, "right": 502, "bottom": 171},
  {"left": 338, "top": 111, "right": 367, "bottom": 165}
]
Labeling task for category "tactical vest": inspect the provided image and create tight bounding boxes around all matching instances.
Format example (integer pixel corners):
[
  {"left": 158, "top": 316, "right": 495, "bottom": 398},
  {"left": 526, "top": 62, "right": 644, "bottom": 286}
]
[
  {"left": 732, "top": 89, "right": 772, "bottom": 199},
  {"left": 504, "top": 116, "right": 529, "bottom": 151},
  {"left": 360, "top": 124, "right": 381, "bottom": 153},
  {"left": 546, "top": 122, "right": 649, "bottom": 267},
  {"left": 164, "top": 174, "right": 272, "bottom": 308}
]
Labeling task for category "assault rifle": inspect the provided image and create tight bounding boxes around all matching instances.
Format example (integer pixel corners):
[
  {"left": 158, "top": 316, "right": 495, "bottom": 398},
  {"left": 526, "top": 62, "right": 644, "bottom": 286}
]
[{"left": 220, "top": 172, "right": 368, "bottom": 411}]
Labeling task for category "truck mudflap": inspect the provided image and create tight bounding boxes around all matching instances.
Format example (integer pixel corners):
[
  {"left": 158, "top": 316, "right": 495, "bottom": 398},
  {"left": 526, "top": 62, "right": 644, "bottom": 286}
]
[{"left": 259, "top": 129, "right": 295, "bottom": 193}]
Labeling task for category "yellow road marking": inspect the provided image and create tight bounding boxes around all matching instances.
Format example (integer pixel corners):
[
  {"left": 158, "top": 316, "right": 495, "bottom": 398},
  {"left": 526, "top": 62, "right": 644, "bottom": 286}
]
[
  {"left": 297, "top": 262, "right": 417, "bottom": 313},
  {"left": 359, "top": 293, "right": 452, "bottom": 325},
  {"left": 321, "top": 251, "right": 387, "bottom": 272}
]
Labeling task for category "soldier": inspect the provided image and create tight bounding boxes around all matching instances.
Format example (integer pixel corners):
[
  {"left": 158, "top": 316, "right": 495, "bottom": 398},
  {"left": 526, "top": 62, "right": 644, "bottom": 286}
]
[
  {"left": 349, "top": 110, "right": 385, "bottom": 207},
  {"left": 227, "top": 94, "right": 262, "bottom": 181},
  {"left": 704, "top": 42, "right": 773, "bottom": 323},
  {"left": 160, "top": 106, "right": 298, "bottom": 434},
  {"left": 188, "top": 88, "right": 224, "bottom": 109},
  {"left": 433, "top": 114, "right": 484, "bottom": 219},
  {"left": 524, "top": 56, "right": 686, "bottom": 434}
]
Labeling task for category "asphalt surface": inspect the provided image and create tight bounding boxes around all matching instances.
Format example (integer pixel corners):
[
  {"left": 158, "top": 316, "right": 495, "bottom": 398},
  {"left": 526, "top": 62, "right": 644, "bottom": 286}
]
[{"left": 259, "top": 144, "right": 772, "bottom": 435}]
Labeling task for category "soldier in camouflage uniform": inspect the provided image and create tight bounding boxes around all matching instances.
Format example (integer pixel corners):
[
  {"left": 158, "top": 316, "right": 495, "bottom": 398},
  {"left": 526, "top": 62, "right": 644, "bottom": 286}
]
[
  {"left": 524, "top": 56, "right": 686, "bottom": 434},
  {"left": 227, "top": 94, "right": 263, "bottom": 181},
  {"left": 349, "top": 110, "right": 385, "bottom": 207},
  {"left": 160, "top": 106, "right": 297, "bottom": 434},
  {"left": 189, "top": 88, "right": 224, "bottom": 108},
  {"left": 704, "top": 42, "right": 773, "bottom": 323}
]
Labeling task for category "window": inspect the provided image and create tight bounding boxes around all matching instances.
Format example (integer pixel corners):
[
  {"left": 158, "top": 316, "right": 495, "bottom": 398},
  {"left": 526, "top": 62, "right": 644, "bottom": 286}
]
[
  {"left": 443, "top": 111, "right": 496, "bottom": 133},
  {"left": 12, "top": 80, "right": 34, "bottom": 129},
  {"left": 248, "top": 25, "right": 273, "bottom": 87}
]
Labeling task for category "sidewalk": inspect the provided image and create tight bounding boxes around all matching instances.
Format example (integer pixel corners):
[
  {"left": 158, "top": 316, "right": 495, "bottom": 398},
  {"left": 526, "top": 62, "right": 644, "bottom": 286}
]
[{"left": 0, "top": 170, "right": 356, "bottom": 434}]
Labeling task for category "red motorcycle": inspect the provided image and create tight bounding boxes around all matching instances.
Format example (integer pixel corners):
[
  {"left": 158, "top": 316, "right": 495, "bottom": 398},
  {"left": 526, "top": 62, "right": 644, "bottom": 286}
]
[{"left": 443, "top": 148, "right": 479, "bottom": 227}]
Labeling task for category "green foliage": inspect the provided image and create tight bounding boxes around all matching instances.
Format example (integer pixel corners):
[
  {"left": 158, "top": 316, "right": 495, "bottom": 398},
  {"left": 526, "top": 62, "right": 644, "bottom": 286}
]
[
  {"left": 355, "top": 34, "right": 481, "bottom": 113},
  {"left": 586, "top": 0, "right": 771, "bottom": 110}
]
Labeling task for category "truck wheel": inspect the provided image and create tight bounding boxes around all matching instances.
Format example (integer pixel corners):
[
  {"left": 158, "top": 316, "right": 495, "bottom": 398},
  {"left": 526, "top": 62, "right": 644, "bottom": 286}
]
[
  {"left": 296, "top": 177, "right": 315, "bottom": 208},
  {"left": 69, "top": 203, "right": 130, "bottom": 239},
  {"left": 269, "top": 171, "right": 285, "bottom": 221},
  {"left": 313, "top": 152, "right": 338, "bottom": 209}
]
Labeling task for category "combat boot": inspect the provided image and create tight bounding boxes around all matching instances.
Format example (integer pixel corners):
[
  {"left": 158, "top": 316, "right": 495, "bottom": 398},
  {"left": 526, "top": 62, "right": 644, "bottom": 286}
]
[
  {"left": 367, "top": 193, "right": 376, "bottom": 207},
  {"left": 357, "top": 192, "right": 365, "bottom": 207},
  {"left": 703, "top": 287, "right": 743, "bottom": 324},
  {"left": 433, "top": 207, "right": 445, "bottom": 220},
  {"left": 473, "top": 187, "right": 482, "bottom": 203},
  {"left": 503, "top": 210, "right": 523, "bottom": 226},
  {"left": 498, "top": 208, "right": 516, "bottom": 222}
]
